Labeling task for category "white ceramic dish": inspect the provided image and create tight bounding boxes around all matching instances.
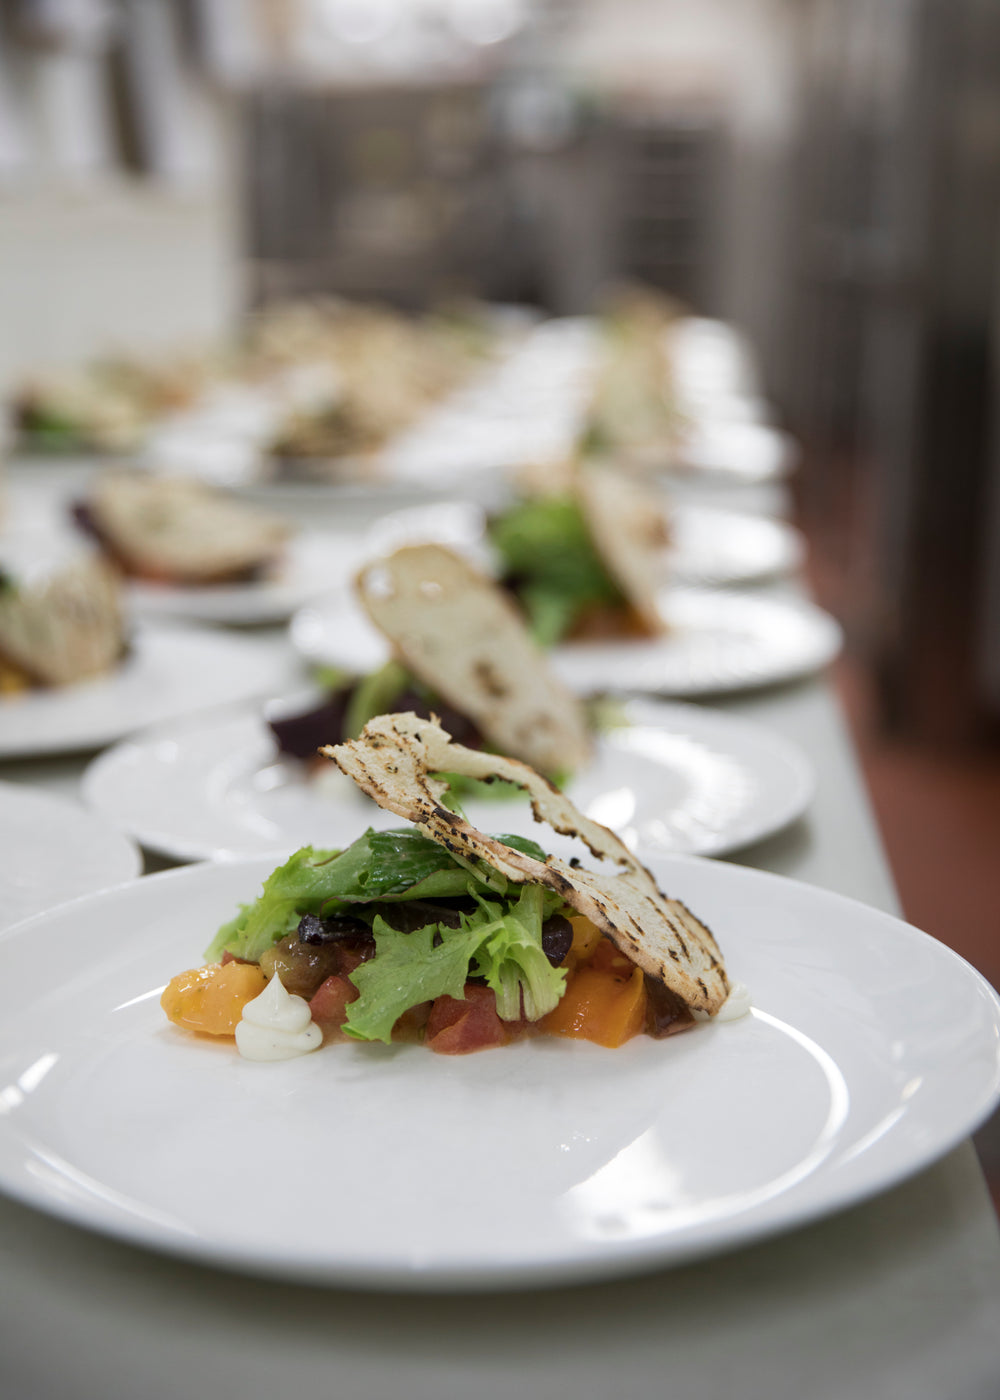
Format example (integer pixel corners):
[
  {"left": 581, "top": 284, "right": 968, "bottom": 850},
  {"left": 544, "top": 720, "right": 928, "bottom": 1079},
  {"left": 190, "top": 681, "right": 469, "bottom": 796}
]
[
  {"left": 81, "top": 697, "right": 813, "bottom": 863},
  {"left": 670, "top": 421, "right": 798, "bottom": 483},
  {"left": 127, "top": 530, "right": 367, "bottom": 626},
  {"left": 0, "top": 855, "right": 996, "bottom": 1290},
  {"left": 362, "top": 500, "right": 804, "bottom": 588},
  {"left": 0, "top": 624, "right": 298, "bottom": 758},
  {"left": 291, "top": 586, "right": 842, "bottom": 698},
  {"left": 665, "top": 506, "right": 804, "bottom": 585},
  {"left": 0, "top": 782, "right": 140, "bottom": 930}
]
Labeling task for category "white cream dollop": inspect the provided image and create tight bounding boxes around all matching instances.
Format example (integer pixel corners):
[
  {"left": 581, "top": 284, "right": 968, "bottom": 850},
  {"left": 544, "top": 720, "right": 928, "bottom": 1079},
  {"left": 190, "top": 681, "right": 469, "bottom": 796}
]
[
  {"left": 715, "top": 981, "right": 752, "bottom": 1022},
  {"left": 693, "top": 981, "right": 753, "bottom": 1023},
  {"left": 235, "top": 973, "right": 322, "bottom": 1062}
]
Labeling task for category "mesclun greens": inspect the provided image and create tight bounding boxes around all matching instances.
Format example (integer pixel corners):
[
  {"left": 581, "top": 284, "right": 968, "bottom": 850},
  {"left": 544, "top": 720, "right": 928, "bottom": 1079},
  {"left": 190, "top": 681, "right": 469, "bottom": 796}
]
[
  {"left": 206, "top": 827, "right": 570, "bottom": 1044},
  {"left": 487, "top": 495, "right": 623, "bottom": 646}
]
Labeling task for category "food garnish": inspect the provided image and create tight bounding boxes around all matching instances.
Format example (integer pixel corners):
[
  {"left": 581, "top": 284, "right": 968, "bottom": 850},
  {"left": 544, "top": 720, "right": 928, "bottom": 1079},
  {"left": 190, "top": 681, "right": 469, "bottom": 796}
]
[
  {"left": 488, "top": 464, "right": 667, "bottom": 644},
  {"left": 162, "top": 713, "right": 730, "bottom": 1056}
]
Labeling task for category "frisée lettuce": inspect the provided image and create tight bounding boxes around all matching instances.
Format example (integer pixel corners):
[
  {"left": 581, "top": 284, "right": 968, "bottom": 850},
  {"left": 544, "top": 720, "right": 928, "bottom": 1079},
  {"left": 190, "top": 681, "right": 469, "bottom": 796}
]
[{"left": 205, "top": 827, "right": 570, "bottom": 1043}]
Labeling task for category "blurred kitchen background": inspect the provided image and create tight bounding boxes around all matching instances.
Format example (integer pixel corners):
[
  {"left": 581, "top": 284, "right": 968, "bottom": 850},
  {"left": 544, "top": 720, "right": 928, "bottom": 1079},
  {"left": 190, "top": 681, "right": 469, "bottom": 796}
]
[{"left": 1, "top": 0, "right": 998, "bottom": 1102}]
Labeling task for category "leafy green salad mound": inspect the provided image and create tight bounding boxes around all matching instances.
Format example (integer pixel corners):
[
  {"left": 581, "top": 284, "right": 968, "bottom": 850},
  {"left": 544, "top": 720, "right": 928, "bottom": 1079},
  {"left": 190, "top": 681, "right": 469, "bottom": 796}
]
[
  {"left": 487, "top": 494, "right": 625, "bottom": 646},
  {"left": 207, "top": 827, "right": 572, "bottom": 1045}
]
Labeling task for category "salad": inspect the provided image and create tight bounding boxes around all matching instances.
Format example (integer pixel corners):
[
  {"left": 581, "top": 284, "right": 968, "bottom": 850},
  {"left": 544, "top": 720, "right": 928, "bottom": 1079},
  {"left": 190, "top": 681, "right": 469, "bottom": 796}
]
[
  {"left": 271, "top": 541, "right": 592, "bottom": 787},
  {"left": 162, "top": 712, "right": 731, "bottom": 1057},
  {"left": 488, "top": 466, "right": 668, "bottom": 646}
]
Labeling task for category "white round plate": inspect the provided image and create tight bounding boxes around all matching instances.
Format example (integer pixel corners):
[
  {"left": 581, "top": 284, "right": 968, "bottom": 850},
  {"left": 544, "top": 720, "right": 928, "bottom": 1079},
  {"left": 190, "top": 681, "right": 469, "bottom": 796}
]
[
  {"left": 552, "top": 591, "right": 841, "bottom": 696},
  {"left": 81, "top": 697, "right": 813, "bottom": 863},
  {"left": 0, "top": 782, "right": 140, "bottom": 930},
  {"left": 290, "top": 586, "right": 842, "bottom": 698},
  {"left": 670, "top": 422, "right": 798, "bottom": 482},
  {"left": 362, "top": 501, "right": 804, "bottom": 588},
  {"left": 0, "top": 856, "right": 996, "bottom": 1289},
  {"left": 127, "top": 530, "right": 367, "bottom": 626},
  {"left": 0, "top": 625, "right": 298, "bottom": 758},
  {"left": 666, "top": 506, "right": 804, "bottom": 586}
]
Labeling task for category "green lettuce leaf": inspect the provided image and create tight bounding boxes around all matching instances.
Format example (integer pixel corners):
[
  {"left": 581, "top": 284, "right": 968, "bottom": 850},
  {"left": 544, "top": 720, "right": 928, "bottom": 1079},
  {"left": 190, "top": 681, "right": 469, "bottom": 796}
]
[
  {"left": 343, "top": 880, "right": 567, "bottom": 1043},
  {"left": 487, "top": 495, "right": 623, "bottom": 644},
  {"left": 205, "top": 828, "right": 549, "bottom": 964},
  {"left": 470, "top": 883, "right": 567, "bottom": 1021},
  {"left": 204, "top": 845, "right": 344, "bottom": 964}
]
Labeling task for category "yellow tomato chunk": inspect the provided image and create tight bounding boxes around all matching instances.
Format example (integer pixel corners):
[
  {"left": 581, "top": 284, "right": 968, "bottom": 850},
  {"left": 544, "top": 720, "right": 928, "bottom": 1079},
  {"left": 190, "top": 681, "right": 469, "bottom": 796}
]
[
  {"left": 564, "top": 915, "right": 603, "bottom": 971},
  {"left": 161, "top": 962, "right": 268, "bottom": 1037},
  {"left": 540, "top": 961, "right": 646, "bottom": 1048}
]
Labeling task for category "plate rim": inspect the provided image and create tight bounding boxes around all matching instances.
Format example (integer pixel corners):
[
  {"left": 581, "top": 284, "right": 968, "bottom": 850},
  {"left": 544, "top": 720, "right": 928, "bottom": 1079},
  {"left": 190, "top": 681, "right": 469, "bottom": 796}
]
[
  {"left": 290, "top": 585, "right": 844, "bottom": 699},
  {"left": 0, "top": 780, "right": 142, "bottom": 930},
  {"left": 79, "top": 695, "right": 815, "bottom": 864},
  {"left": 666, "top": 504, "right": 805, "bottom": 584},
  {"left": 0, "top": 622, "right": 293, "bottom": 760},
  {"left": 0, "top": 852, "right": 997, "bottom": 1291},
  {"left": 127, "top": 528, "right": 363, "bottom": 625}
]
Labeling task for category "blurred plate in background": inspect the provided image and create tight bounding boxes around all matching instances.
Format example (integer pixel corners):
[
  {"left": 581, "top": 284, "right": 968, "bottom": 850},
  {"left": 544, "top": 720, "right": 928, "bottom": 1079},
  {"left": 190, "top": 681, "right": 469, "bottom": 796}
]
[
  {"left": 128, "top": 530, "right": 366, "bottom": 626},
  {"left": 0, "top": 624, "right": 300, "bottom": 758},
  {"left": 0, "top": 782, "right": 141, "bottom": 930},
  {"left": 362, "top": 500, "right": 805, "bottom": 588},
  {"left": 81, "top": 696, "right": 813, "bottom": 864},
  {"left": 290, "top": 586, "right": 842, "bottom": 699}
]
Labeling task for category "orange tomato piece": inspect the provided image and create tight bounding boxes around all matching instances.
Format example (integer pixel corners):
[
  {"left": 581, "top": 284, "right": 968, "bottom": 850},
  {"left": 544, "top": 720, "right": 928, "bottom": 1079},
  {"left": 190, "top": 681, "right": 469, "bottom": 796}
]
[
  {"left": 539, "top": 959, "right": 647, "bottom": 1048},
  {"left": 565, "top": 915, "right": 603, "bottom": 971},
  {"left": 161, "top": 962, "right": 268, "bottom": 1037}
]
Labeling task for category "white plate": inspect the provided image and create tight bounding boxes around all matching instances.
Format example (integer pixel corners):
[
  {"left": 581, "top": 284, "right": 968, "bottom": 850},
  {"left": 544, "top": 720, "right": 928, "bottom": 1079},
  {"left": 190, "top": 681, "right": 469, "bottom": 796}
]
[
  {"left": 81, "top": 697, "right": 814, "bottom": 863},
  {"left": 670, "top": 422, "right": 798, "bottom": 482},
  {"left": 291, "top": 587, "right": 842, "bottom": 698},
  {"left": 666, "top": 506, "right": 804, "bottom": 585},
  {"left": 0, "top": 856, "right": 997, "bottom": 1289},
  {"left": 127, "top": 530, "right": 367, "bottom": 626},
  {"left": 0, "top": 782, "right": 141, "bottom": 930},
  {"left": 363, "top": 501, "right": 805, "bottom": 588},
  {"left": 0, "top": 625, "right": 299, "bottom": 758}
]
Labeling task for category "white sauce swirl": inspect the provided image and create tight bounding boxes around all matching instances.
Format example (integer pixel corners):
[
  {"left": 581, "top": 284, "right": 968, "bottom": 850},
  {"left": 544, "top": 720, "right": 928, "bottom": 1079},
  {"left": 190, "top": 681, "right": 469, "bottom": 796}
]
[{"left": 235, "top": 973, "right": 322, "bottom": 1062}]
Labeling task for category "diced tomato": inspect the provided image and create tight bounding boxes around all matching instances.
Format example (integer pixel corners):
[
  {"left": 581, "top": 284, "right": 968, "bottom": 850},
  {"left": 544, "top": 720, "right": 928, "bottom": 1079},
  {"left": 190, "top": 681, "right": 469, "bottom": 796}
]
[
  {"left": 425, "top": 984, "right": 510, "bottom": 1055},
  {"left": 309, "top": 974, "right": 359, "bottom": 1036}
]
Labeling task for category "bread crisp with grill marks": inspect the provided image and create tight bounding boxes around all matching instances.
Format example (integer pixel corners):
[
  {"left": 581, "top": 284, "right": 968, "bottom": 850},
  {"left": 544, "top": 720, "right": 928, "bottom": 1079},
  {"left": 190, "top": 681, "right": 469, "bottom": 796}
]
[
  {"left": 354, "top": 543, "right": 592, "bottom": 779},
  {"left": 81, "top": 470, "right": 289, "bottom": 585},
  {"left": 323, "top": 711, "right": 729, "bottom": 1016}
]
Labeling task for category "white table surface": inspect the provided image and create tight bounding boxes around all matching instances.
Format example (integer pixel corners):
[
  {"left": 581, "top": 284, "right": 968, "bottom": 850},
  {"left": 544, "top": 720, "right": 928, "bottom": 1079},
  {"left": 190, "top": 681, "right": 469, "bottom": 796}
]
[{"left": 2, "top": 463, "right": 999, "bottom": 1400}]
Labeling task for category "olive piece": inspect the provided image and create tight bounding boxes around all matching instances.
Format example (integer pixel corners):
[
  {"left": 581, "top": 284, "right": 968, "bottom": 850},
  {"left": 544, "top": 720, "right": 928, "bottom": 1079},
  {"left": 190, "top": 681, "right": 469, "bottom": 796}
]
[
  {"left": 297, "top": 912, "right": 372, "bottom": 946},
  {"left": 541, "top": 914, "right": 574, "bottom": 966}
]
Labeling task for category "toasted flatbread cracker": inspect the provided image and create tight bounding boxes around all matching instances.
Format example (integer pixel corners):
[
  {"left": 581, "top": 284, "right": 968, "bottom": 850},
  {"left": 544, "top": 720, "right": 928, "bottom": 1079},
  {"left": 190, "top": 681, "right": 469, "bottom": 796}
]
[
  {"left": 85, "top": 470, "right": 289, "bottom": 584},
  {"left": 322, "top": 712, "right": 728, "bottom": 1015},
  {"left": 575, "top": 463, "right": 668, "bottom": 635},
  {"left": 355, "top": 543, "right": 591, "bottom": 777},
  {"left": 0, "top": 554, "right": 125, "bottom": 686}
]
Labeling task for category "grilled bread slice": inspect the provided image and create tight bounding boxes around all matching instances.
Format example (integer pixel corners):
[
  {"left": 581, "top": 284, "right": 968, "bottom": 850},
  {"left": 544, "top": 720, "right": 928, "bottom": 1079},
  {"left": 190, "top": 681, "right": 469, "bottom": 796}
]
[
  {"left": 355, "top": 543, "right": 592, "bottom": 778},
  {"left": 79, "top": 470, "right": 290, "bottom": 585},
  {"left": 323, "top": 711, "right": 729, "bottom": 1016},
  {"left": 0, "top": 554, "right": 126, "bottom": 688}
]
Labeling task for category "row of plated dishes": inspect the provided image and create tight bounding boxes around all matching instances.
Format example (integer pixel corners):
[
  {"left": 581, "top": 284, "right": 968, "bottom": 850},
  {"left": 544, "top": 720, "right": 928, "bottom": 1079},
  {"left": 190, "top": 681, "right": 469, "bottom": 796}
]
[{"left": 0, "top": 305, "right": 997, "bottom": 1294}]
